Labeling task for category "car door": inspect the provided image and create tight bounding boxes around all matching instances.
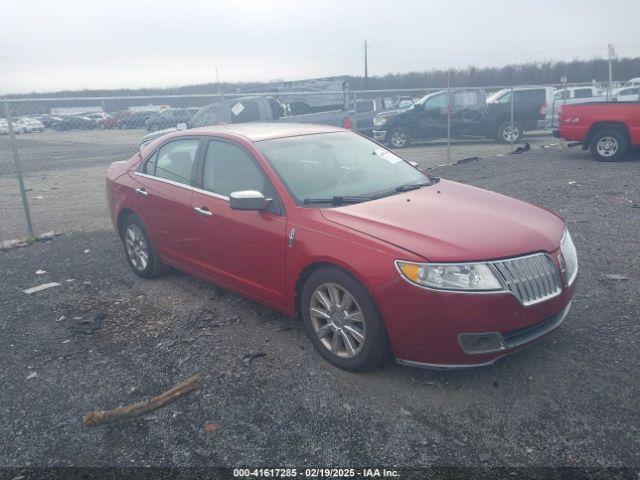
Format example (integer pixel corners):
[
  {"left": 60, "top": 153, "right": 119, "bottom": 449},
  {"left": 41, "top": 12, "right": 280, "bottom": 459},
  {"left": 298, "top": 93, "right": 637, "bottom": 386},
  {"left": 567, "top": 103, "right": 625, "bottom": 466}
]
[
  {"left": 450, "top": 89, "right": 485, "bottom": 135},
  {"left": 189, "top": 138, "right": 287, "bottom": 308},
  {"left": 133, "top": 137, "right": 202, "bottom": 270},
  {"left": 418, "top": 92, "right": 448, "bottom": 139}
]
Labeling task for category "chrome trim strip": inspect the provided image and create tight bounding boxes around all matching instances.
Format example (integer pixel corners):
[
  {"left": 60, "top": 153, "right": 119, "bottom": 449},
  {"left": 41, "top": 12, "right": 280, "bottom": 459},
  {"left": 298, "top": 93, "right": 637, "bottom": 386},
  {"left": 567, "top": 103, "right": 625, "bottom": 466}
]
[
  {"left": 396, "top": 356, "right": 504, "bottom": 370},
  {"left": 134, "top": 171, "right": 230, "bottom": 201}
]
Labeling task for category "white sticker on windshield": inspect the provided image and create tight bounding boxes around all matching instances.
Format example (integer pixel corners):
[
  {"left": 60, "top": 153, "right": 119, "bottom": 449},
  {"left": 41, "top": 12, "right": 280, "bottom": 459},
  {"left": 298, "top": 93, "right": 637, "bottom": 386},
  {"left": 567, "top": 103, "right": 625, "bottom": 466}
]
[
  {"left": 231, "top": 102, "right": 245, "bottom": 116},
  {"left": 374, "top": 148, "right": 402, "bottom": 164}
]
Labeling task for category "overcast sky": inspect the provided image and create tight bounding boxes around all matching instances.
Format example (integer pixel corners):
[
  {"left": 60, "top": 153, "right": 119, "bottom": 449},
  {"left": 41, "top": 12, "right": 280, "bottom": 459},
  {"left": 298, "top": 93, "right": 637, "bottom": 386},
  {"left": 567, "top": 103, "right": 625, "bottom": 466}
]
[{"left": 2, "top": 0, "right": 639, "bottom": 94}]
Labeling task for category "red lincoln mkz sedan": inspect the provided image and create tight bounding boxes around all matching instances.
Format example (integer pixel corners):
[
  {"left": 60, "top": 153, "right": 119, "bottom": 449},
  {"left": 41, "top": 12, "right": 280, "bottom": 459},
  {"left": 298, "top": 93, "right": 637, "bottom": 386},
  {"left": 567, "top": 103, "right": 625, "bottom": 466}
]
[{"left": 106, "top": 123, "right": 577, "bottom": 371}]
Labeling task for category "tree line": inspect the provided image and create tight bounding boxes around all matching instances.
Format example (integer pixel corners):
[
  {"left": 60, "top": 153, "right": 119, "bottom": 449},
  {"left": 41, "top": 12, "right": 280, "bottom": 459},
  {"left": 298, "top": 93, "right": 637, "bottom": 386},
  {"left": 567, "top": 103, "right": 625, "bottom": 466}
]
[{"left": 7, "top": 56, "right": 640, "bottom": 98}]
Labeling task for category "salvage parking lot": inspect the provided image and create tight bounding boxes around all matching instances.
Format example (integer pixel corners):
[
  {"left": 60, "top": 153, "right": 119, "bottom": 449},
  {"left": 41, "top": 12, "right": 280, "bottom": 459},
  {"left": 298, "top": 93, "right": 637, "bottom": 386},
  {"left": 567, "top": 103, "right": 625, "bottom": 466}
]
[
  {"left": 1, "top": 128, "right": 557, "bottom": 240},
  {"left": 1, "top": 147, "right": 638, "bottom": 467}
]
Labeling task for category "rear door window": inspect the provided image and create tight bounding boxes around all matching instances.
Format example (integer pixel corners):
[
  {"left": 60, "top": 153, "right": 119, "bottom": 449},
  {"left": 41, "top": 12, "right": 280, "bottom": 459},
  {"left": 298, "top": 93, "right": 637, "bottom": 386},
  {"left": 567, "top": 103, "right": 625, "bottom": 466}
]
[
  {"left": 231, "top": 100, "right": 261, "bottom": 123},
  {"left": 574, "top": 88, "right": 593, "bottom": 98},
  {"left": 144, "top": 139, "right": 199, "bottom": 185}
]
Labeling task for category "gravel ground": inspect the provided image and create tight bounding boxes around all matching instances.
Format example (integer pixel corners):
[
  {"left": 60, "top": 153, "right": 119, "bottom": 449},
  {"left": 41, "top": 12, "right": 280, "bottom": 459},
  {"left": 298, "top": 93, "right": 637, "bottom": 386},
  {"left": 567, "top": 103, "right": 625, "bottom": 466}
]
[
  {"left": 0, "top": 147, "right": 639, "bottom": 469},
  {"left": 0, "top": 128, "right": 554, "bottom": 240}
]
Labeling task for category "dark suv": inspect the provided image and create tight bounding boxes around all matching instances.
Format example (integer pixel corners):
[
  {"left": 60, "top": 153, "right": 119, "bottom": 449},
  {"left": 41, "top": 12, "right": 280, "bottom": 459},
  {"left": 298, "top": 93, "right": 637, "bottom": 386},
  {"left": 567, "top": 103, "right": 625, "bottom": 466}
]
[
  {"left": 373, "top": 89, "right": 487, "bottom": 148},
  {"left": 144, "top": 108, "right": 199, "bottom": 131},
  {"left": 485, "top": 87, "right": 554, "bottom": 143}
]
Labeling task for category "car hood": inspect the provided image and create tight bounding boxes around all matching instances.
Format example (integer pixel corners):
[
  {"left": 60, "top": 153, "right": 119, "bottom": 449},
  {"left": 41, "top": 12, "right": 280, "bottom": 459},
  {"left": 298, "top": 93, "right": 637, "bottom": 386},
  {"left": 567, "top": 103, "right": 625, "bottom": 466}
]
[
  {"left": 375, "top": 108, "right": 409, "bottom": 119},
  {"left": 320, "top": 179, "right": 565, "bottom": 262}
]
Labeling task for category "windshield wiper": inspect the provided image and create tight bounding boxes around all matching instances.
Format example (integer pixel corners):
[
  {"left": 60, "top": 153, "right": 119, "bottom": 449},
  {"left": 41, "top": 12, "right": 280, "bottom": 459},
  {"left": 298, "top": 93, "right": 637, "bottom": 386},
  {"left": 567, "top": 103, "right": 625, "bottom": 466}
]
[
  {"left": 303, "top": 195, "right": 373, "bottom": 206},
  {"left": 394, "top": 182, "right": 432, "bottom": 192}
]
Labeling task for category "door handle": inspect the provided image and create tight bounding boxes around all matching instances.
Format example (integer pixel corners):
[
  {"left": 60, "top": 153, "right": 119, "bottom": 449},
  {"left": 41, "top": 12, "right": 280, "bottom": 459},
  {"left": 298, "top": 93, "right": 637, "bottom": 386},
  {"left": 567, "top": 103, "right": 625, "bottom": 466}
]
[
  {"left": 135, "top": 187, "right": 148, "bottom": 197},
  {"left": 193, "top": 206, "right": 213, "bottom": 217}
]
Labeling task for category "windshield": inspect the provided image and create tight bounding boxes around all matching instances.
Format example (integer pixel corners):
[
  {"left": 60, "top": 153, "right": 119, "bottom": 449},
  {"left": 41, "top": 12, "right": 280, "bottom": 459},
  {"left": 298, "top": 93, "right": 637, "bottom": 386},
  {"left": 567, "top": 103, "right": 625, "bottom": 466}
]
[
  {"left": 256, "top": 132, "right": 430, "bottom": 205},
  {"left": 486, "top": 89, "right": 509, "bottom": 103}
]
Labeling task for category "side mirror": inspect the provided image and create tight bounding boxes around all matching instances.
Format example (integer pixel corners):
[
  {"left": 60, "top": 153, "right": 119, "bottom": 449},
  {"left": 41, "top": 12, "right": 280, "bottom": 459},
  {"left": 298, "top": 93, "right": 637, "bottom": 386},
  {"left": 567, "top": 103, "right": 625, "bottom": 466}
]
[{"left": 229, "top": 190, "right": 270, "bottom": 211}]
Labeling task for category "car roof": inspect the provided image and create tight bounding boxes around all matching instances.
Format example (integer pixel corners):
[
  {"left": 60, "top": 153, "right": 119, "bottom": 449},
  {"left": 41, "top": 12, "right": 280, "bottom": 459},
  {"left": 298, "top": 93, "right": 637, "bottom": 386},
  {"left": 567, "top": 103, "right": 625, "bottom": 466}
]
[{"left": 187, "top": 122, "right": 345, "bottom": 142}]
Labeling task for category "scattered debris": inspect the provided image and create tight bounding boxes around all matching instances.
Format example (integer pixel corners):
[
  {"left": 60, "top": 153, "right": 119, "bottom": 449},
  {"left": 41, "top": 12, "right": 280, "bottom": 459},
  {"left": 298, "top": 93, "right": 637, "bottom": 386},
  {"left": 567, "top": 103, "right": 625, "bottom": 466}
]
[
  {"left": 83, "top": 249, "right": 90, "bottom": 254},
  {"left": 603, "top": 274, "right": 630, "bottom": 282},
  {"left": 62, "top": 340, "right": 71, "bottom": 344},
  {"left": 23, "top": 282, "right": 61, "bottom": 295},
  {"left": 76, "top": 312, "right": 106, "bottom": 334},
  {"left": 243, "top": 352, "right": 266, "bottom": 365},
  {"left": 35, "top": 269, "right": 46, "bottom": 275},
  {"left": 568, "top": 181, "right": 581, "bottom": 187},
  {"left": 242, "top": 352, "right": 267, "bottom": 365},
  {"left": 26, "top": 372, "right": 38, "bottom": 380},
  {"left": 511, "top": 143, "right": 530, "bottom": 154},
  {"left": 204, "top": 422, "right": 221, "bottom": 433},
  {"left": 56, "top": 316, "right": 66, "bottom": 322},
  {"left": 1, "top": 231, "right": 60, "bottom": 251},
  {"left": 343, "top": 403, "right": 353, "bottom": 413},
  {"left": 456, "top": 156, "right": 479, "bottom": 164},
  {"left": 83, "top": 374, "right": 201, "bottom": 426},
  {"left": 399, "top": 407, "right": 412, "bottom": 417}
]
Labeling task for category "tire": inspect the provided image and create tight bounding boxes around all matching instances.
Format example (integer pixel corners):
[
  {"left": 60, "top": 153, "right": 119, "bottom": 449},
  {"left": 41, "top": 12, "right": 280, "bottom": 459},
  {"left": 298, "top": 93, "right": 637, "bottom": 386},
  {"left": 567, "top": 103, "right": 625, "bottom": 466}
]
[
  {"left": 388, "top": 127, "right": 410, "bottom": 148},
  {"left": 590, "top": 129, "right": 628, "bottom": 162},
  {"left": 496, "top": 121, "right": 521, "bottom": 144},
  {"left": 301, "top": 266, "right": 390, "bottom": 371},
  {"left": 121, "top": 214, "right": 166, "bottom": 279}
]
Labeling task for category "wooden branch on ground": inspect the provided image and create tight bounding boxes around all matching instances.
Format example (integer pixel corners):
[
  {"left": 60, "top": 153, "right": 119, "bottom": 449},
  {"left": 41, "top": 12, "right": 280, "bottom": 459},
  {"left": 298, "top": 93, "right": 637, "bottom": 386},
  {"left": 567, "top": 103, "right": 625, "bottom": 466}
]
[{"left": 83, "top": 374, "right": 201, "bottom": 426}]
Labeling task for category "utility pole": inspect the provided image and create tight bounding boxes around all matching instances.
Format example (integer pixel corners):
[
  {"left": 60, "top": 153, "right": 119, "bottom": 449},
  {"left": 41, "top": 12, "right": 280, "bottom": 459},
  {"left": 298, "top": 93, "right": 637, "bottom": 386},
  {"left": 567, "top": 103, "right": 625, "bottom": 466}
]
[
  {"left": 607, "top": 44, "right": 614, "bottom": 101},
  {"left": 364, "top": 40, "right": 368, "bottom": 90},
  {"left": 215, "top": 66, "right": 223, "bottom": 97}
]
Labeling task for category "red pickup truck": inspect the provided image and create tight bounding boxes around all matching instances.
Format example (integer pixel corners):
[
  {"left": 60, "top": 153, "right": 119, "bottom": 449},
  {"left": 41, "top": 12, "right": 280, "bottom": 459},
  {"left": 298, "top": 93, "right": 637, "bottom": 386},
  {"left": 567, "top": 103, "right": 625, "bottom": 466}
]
[{"left": 554, "top": 102, "right": 640, "bottom": 161}]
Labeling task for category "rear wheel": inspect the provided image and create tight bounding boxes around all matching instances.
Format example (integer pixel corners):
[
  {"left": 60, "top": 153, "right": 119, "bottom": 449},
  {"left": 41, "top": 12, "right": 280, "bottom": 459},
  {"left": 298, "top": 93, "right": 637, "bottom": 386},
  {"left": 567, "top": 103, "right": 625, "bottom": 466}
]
[
  {"left": 121, "top": 214, "right": 166, "bottom": 278},
  {"left": 301, "top": 266, "right": 390, "bottom": 371},
  {"left": 590, "top": 129, "right": 628, "bottom": 162},
  {"left": 496, "top": 121, "right": 521, "bottom": 144},
  {"left": 388, "top": 127, "right": 410, "bottom": 148}
]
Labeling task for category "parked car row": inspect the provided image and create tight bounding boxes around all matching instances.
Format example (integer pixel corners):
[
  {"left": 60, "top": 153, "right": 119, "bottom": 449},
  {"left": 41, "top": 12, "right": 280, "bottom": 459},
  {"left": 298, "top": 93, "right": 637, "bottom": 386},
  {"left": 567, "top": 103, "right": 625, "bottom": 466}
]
[{"left": 0, "top": 117, "right": 45, "bottom": 135}]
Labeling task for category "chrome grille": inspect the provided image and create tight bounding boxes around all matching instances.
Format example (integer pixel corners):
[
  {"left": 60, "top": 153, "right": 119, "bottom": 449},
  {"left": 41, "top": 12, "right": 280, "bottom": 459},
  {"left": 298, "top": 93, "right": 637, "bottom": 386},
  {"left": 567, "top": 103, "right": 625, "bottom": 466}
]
[{"left": 490, "top": 254, "right": 562, "bottom": 306}]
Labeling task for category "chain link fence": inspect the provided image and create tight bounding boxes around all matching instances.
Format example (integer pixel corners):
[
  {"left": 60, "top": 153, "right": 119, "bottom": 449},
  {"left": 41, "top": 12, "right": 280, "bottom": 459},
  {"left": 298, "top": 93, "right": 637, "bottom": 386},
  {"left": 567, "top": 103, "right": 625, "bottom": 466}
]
[{"left": 2, "top": 81, "right": 630, "bottom": 242}]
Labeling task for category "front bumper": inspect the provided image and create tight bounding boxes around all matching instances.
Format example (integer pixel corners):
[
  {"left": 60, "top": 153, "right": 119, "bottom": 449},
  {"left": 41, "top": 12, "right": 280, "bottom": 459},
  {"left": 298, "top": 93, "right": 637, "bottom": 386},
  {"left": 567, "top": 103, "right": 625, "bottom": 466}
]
[
  {"left": 372, "top": 256, "right": 576, "bottom": 368},
  {"left": 372, "top": 130, "right": 387, "bottom": 142}
]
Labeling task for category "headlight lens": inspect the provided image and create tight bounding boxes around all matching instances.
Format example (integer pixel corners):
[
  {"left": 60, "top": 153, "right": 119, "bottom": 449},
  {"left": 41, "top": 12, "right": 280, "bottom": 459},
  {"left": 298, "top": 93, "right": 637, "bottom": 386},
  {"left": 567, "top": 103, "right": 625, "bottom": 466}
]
[
  {"left": 373, "top": 117, "right": 387, "bottom": 127},
  {"left": 396, "top": 261, "right": 503, "bottom": 291},
  {"left": 560, "top": 228, "right": 578, "bottom": 285}
]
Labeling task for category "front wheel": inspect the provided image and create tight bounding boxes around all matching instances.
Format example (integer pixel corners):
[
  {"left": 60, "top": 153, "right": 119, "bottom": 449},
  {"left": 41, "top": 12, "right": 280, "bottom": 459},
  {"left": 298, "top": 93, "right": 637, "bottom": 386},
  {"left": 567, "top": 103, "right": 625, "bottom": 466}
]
[
  {"left": 590, "top": 129, "right": 628, "bottom": 162},
  {"left": 121, "top": 214, "right": 166, "bottom": 278},
  {"left": 301, "top": 266, "right": 390, "bottom": 371},
  {"left": 388, "top": 127, "right": 410, "bottom": 148}
]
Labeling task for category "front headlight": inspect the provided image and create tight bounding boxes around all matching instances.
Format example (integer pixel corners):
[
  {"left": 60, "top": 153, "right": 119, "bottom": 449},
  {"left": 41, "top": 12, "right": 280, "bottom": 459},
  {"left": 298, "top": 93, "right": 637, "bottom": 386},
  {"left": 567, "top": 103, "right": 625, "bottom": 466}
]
[
  {"left": 373, "top": 117, "right": 387, "bottom": 127},
  {"left": 560, "top": 228, "right": 578, "bottom": 286},
  {"left": 396, "top": 261, "right": 503, "bottom": 291}
]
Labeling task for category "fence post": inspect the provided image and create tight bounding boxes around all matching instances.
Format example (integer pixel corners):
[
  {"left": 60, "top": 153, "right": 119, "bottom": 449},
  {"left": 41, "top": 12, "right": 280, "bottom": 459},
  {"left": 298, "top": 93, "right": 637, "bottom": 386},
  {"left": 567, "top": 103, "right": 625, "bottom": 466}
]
[
  {"left": 510, "top": 86, "right": 515, "bottom": 149},
  {"left": 352, "top": 91, "right": 358, "bottom": 132},
  {"left": 3, "top": 99, "right": 35, "bottom": 239},
  {"left": 446, "top": 87, "right": 451, "bottom": 162}
]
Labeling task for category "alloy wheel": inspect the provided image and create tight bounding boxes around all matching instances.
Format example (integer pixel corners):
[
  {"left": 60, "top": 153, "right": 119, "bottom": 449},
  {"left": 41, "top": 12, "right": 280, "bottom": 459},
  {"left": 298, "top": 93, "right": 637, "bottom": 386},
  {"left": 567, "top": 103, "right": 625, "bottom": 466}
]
[
  {"left": 125, "top": 224, "right": 149, "bottom": 272},
  {"left": 390, "top": 131, "right": 407, "bottom": 148},
  {"left": 502, "top": 125, "right": 520, "bottom": 143},
  {"left": 309, "top": 283, "right": 366, "bottom": 358},
  {"left": 596, "top": 136, "right": 618, "bottom": 158}
]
